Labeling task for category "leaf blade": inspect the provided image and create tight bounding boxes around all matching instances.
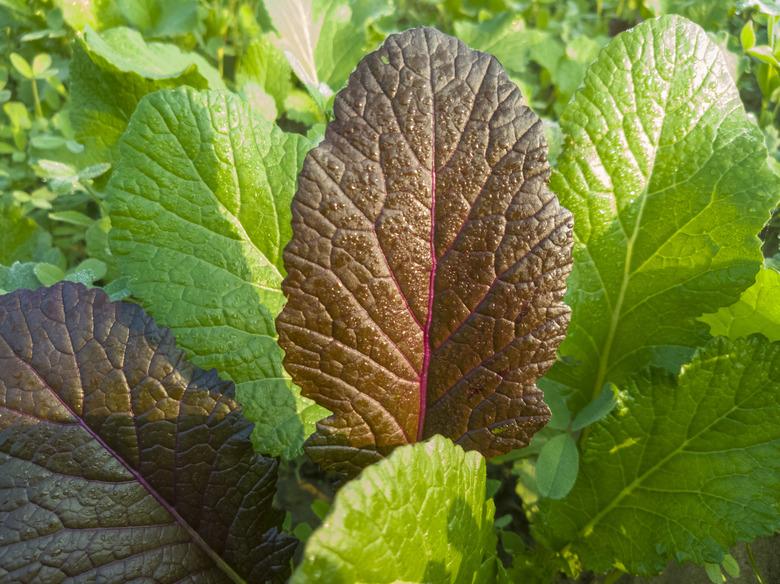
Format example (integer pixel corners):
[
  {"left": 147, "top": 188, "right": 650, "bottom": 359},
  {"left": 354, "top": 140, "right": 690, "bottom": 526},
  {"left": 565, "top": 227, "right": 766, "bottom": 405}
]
[
  {"left": 536, "top": 335, "right": 780, "bottom": 575},
  {"left": 292, "top": 436, "right": 497, "bottom": 582},
  {"left": 548, "top": 16, "right": 779, "bottom": 412},
  {"left": 278, "top": 27, "right": 573, "bottom": 473},
  {"left": 0, "top": 282, "right": 295, "bottom": 582},
  {"left": 699, "top": 266, "right": 780, "bottom": 341},
  {"left": 108, "top": 87, "right": 327, "bottom": 459}
]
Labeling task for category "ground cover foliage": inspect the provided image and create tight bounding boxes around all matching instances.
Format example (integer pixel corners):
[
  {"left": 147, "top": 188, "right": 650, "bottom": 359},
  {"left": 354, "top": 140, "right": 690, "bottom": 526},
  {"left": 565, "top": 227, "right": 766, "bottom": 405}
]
[{"left": 1, "top": 1, "right": 779, "bottom": 583}]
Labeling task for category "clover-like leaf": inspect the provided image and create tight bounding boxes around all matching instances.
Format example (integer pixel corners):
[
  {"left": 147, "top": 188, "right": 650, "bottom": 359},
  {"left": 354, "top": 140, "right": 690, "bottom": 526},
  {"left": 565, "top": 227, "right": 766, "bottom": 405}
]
[
  {"left": 0, "top": 282, "right": 295, "bottom": 582},
  {"left": 292, "top": 435, "right": 497, "bottom": 583},
  {"left": 547, "top": 16, "right": 779, "bottom": 413},
  {"left": 107, "top": 88, "right": 327, "bottom": 459},
  {"left": 535, "top": 335, "right": 780, "bottom": 575},
  {"left": 277, "top": 27, "right": 573, "bottom": 474}
]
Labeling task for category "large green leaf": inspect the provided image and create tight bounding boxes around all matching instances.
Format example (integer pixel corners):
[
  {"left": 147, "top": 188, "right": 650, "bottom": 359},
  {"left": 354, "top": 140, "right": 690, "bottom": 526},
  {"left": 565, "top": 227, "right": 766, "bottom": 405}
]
[
  {"left": 69, "top": 26, "right": 223, "bottom": 164},
  {"left": 107, "top": 87, "right": 327, "bottom": 459},
  {"left": 699, "top": 266, "right": 780, "bottom": 341},
  {"left": 0, "top": 283, "right": 295, "bottom": 581},
  {"left": 548, "top": 16, "right": 779, "bottom": 412},
  {"left": 292, "top": 435, "right": 497, "bottom": 583},
  {"left": 535, "top": 335, "right": 780, "bottom": 575}
]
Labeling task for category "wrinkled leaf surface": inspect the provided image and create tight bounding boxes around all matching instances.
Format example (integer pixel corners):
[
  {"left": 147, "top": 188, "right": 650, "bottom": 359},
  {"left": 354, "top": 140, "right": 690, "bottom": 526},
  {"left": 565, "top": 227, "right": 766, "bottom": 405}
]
[
  {"left": 535, "top": 335, "right": 780, "bottom": 574},
  {"left": 0, "top": 283, "right": 295, "bottom": 582},
  {"left": 292, "top": 435, "right": 497, "bottom": 583},
  {"left": 548, "top": 16, "right": 779, "bottom": 412},
  {"left": 108, "top": 88, "right": 327, "bottom": 459},
  {"left": 278, "top": 27, "right": 573, "bottom": 473}
]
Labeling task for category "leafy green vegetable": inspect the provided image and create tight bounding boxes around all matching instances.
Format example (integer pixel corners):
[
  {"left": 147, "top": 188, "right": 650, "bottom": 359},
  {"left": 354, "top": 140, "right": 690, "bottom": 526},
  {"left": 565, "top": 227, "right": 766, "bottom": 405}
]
[
  {"left": 237, "top": 34, "right": 293, "bottom": 116},
  {"left": 0, "top": 282, "right": 295, "bottom": 582},
  {"left": 535, "top": 335, "right": 780, "bottom": 575},
  {"left": 292, "top": 435, "right": 497, "bottom": 583},
  {"left": 69, "top": 26, "right": 224, "bottom": 163},
  {"left": 278, "top": 27, "right": 573, "bottom": 475},
  {"left": 82, "top": 26, "right": 221, "bottom": 84},
  {"left": 547, "top": 15, "right": 779, "bottom": 413},
  {"left": 700, "top": 266, "right": 780, "bottom": 341},
  {"left": 107, "top": 87, "right": 326, "bottom": 459},
  {"left": 265, "top": 0, "right": 392, "bottom": 97}
]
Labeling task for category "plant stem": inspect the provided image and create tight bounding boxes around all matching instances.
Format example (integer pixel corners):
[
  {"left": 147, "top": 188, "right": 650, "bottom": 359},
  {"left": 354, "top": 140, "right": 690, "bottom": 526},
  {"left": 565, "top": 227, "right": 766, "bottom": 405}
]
[
  {"left": 31, "top": 79, "right": 42, "bottom": 118},
  {"left": 746, "top": 543, "right": 766, "bottom": 584}
]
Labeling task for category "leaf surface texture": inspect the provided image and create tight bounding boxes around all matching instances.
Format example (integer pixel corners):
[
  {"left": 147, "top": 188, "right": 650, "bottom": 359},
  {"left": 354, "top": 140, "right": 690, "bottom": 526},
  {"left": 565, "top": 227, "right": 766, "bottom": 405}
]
[
  {"left": 292, "top": 436, "right": 496, "bottom": 583},
  {"left": 699, "top": 266, "right": 780, "bottom": 341},
  {"left": 278, "top": 27, "right": 573, "bottom": 473},
  {"left": 548, "top": 16, "right": 779, "bottom": 411},
  {"left": 108, "top": 88, "right": 326, "bottom": 459},
  {"left": 0, "top": 283, "right": 295, "bottom": 582},
  {"left": 536, "top": 335, "right": 780, "bottom": 574}
]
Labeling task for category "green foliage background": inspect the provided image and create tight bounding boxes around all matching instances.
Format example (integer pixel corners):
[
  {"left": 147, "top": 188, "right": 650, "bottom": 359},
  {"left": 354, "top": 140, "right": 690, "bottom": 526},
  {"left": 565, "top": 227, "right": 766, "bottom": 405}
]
[{"left": 2, "top": 1, "right": 779, "bottom": 583}]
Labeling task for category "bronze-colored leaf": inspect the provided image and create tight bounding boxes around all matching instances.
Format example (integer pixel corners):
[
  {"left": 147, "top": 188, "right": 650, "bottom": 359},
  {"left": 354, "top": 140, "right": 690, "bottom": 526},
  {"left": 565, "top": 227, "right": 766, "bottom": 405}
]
[{"left": 278, "top": 27, "right": 573, "bottom": 474}]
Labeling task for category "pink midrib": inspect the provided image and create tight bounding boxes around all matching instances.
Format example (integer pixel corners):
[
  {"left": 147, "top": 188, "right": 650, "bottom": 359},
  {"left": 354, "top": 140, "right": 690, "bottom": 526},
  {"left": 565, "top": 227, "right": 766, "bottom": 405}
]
[
  {"left": 47, "top": 386, "right": 245, "bottom": 583},
  {"left": 417, "top": 94, "right": 437, "bottom": 441}
]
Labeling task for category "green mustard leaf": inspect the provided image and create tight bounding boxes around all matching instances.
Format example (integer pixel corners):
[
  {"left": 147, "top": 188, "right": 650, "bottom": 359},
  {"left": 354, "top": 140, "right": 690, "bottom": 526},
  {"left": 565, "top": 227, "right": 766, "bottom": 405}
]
[
  {"left": 292, "top": 435, "right": 497, "bottom": 583},
  {"left": 266, "top": 0, "right": 392, "bottom": 97},
  {"left": 535, "top": 335, "right": 780, "bottom": 575},
  {"left": 237, "top": 34, "right": 293, "bottom": 115},
  {"left": 107, "top": 87, "right": 327, "bottom": 459},
  {"left": 83, "top": 26, "right": 223, "bottom": 84},
  {"left": 70, "top": 26, "right": 223, "bottom": 164},
  {"left": 548, "top": 15, "right": 779, "bottom": 412},
  {"left": 54, "top": 0, "right": 124, "bottom": 30},
  {"left": 699, "top": 266, "right": 780, "bottom": 341}
]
